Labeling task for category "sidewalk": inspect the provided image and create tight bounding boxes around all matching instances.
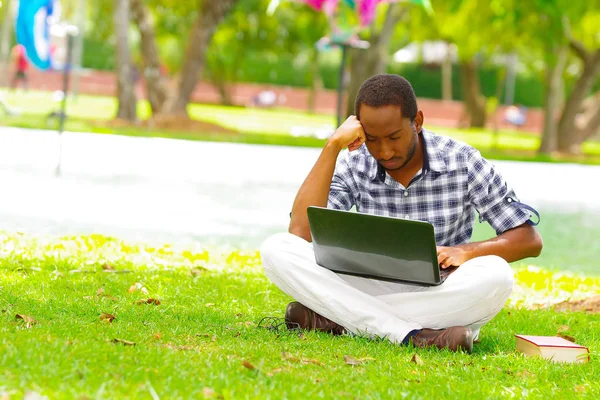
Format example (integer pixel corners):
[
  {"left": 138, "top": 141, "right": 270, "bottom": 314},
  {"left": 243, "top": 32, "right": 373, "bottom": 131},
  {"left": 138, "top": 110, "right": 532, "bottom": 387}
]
[{"left": 1, "top": 67, "right": 543, "bottom": 133}]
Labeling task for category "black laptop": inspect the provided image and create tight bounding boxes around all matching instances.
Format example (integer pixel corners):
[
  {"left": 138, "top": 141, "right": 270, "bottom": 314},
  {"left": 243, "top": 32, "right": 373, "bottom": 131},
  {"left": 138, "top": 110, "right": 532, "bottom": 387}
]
[{"left": 307, "top": 206, "right": 455, "bottom": 286}]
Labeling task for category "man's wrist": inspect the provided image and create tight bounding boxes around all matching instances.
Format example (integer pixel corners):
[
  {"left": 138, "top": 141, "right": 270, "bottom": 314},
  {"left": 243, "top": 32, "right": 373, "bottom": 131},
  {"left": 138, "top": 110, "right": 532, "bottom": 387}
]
[
  {"left": 457, "top": 243, "right": 478, "bottom": 263},
  {"left": 325, "top": 137, "right": 344, "bottom": 153}
]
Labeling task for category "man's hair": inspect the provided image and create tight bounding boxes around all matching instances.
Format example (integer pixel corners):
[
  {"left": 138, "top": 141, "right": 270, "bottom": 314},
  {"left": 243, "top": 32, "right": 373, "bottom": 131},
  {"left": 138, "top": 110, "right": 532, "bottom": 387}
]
[{"left": 354, "top": 74, "right": 418, "bottom": 121}]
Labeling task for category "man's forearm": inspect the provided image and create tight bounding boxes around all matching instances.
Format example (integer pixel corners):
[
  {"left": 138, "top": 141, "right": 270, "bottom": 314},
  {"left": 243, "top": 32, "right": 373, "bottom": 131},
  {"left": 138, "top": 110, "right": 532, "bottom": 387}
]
[
  {"left": 459, "top": 224, "right": 543, "bottom": 263},
  {"left": 288, "top": 141, "right": 342, "bottom": 241}
]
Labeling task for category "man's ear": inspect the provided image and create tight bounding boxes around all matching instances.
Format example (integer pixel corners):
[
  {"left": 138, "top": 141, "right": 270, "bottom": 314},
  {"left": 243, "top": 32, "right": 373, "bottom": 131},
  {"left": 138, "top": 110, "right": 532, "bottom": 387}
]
[{"left": 413, "top": 110, "right": 424, "bottom": 133}]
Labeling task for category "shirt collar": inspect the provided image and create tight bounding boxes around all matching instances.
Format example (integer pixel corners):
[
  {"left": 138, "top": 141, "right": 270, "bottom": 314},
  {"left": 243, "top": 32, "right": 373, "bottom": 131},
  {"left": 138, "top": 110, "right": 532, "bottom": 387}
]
[{"left": 369, "top": 128, "right": 447, "bottom": 182}]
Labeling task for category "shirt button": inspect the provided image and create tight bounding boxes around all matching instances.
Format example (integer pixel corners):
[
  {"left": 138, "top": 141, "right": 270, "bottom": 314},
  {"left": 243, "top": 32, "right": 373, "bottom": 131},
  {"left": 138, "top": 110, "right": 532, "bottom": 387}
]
[{"left": 404, "top": 191, "right": 409, "bottom": 197}]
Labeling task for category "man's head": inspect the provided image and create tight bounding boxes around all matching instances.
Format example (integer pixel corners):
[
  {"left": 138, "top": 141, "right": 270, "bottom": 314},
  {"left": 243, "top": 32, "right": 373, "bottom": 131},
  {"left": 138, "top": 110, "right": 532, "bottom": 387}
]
[{"left": 355, "top": 74, "right": 423, "bottom": 171}]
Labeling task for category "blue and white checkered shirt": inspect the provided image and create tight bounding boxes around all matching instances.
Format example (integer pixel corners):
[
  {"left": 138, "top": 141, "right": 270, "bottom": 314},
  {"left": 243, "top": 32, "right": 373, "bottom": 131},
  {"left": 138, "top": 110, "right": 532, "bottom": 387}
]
[{"left": 327, "top": 129, "right": 535, "bottom": 246}]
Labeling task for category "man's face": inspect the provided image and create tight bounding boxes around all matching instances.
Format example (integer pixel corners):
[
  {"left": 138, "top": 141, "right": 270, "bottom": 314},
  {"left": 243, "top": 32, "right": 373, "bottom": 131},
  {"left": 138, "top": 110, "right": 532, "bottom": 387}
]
[{"left": 358, "top": 104, "right": 421, "bottom": 171}]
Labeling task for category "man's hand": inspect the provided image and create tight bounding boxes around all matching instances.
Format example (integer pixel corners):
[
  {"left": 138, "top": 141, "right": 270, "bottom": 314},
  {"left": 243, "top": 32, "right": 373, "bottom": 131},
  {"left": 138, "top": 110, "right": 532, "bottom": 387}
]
[
  {"left": 328, "top": 115, "right": 366, "bottom": 152},
  {"left": 437, "top": 246, "right": 471, "bottom": 269}
]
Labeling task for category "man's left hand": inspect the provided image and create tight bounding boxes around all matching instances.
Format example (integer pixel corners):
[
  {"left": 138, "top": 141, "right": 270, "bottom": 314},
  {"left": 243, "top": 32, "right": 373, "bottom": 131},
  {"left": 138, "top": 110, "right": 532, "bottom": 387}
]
[{"left": 436, "top": 246, "right": 471, "bottom": 269}]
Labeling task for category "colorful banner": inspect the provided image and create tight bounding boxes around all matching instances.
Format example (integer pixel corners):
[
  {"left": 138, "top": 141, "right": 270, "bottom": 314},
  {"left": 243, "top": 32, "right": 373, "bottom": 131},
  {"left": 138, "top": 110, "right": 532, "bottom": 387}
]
[{"left": 15, "top": 0, "right": 58, "bottom": 70}]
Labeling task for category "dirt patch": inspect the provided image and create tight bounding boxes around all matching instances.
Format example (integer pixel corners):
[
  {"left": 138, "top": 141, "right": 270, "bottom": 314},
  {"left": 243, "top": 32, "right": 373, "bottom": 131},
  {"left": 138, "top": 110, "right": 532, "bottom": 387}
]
[
  {"left": 551, "top": 295, "right": 600, "bottom": 313},
  {"left": 102, "top": 116, "right": 238, "bottom": 135}
]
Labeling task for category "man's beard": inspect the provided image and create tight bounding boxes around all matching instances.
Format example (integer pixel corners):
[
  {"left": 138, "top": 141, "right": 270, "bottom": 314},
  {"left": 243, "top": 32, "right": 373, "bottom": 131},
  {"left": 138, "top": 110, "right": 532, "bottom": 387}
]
[{"left": 386, "top": 130, "right": 418, "bottom": 171}]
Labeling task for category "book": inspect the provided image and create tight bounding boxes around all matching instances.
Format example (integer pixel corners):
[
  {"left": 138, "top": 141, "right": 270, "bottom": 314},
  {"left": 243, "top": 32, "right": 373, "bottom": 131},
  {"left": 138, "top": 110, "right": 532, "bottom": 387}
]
[{"left": 515, "top": 334, "right": 590, "bottom": 363}]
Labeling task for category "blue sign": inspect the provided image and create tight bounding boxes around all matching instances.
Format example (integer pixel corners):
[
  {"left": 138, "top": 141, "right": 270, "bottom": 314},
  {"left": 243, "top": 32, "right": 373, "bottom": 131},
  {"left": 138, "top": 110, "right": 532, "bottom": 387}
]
[{"left": 16, "top": 0, "right": 57, "bottom": 70}]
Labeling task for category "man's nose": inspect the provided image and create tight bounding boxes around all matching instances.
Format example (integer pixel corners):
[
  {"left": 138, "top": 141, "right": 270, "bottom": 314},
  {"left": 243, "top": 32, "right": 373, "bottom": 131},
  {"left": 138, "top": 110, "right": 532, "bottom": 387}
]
[{"left": 380, "top": 143, "right": 394, "bottom": 160}]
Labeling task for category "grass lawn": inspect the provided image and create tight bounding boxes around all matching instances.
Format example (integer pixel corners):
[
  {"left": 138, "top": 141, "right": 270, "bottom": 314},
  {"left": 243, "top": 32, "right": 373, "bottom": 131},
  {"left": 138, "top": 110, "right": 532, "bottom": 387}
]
[
  {"left": 2, "top": 90, "right": 600, "bottom": 165},
  {"left": 1, "top": 233, "right": 599, "bottom": 399}
]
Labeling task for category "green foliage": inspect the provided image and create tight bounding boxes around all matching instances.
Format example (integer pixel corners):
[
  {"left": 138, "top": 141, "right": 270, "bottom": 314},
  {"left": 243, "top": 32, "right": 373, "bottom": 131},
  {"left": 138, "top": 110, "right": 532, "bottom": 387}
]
[
  {"left": 204, "top": 0, "right": 328, "bottom": 88},
  {"left": 81, "top": 37, "right": 116, "bottom": 70}
]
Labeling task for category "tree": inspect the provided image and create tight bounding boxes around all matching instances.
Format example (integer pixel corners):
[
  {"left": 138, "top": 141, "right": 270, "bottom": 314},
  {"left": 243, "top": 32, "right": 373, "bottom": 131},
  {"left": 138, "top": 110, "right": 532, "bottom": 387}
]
[
  {"left": 113, "top": 0, "right": 137, "bottom": 121},
  {"left": 158, "top": 0, "right": 240, "bottom": 117},
  {"left": 130, "top": 0, "right": 169, "bottom": 113},
  {"left": 523, "top": 1, "right": 600, "bottom": 155},
  {"left": 410, "top": 0, "right": 526, "bottom": 128},
  {"left": 556, "top": 17, "right": 600, "bottom": 154},
  {"left": 344, "top": 4, "right": 408, "bottom": 117},
  {"left": 127, "top": 0, "right": 239, "bottom": 118}
]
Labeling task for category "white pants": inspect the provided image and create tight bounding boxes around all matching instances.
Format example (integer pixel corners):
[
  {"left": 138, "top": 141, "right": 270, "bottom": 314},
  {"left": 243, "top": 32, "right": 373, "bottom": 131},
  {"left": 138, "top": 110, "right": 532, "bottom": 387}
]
[{"left": 260, "top": 232, "right": 514, "bottom": 343}]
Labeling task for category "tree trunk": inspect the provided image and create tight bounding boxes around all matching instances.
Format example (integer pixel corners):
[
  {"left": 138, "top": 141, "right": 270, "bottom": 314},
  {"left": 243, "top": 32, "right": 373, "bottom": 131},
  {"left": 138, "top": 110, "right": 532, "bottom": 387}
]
[
  {"left": 441, "top": 42, "right": 453, "bottom": 101},
  {"left": 459, "top": 59, "right": 486, "bottom": 128},
  {"left": 539, "top": 44, "right": 568, "bottom": 154},
  {"left": 159, "top": 0, "right": 239, "bottom": 117},
  {"left": 344, "top": 5, "right": 405, "bottom": 117},
  {"left": 307, "top": 47, "right": 321, "bottom": 113},
  {"left": 491, "top": 68, "right": 505, "bottom": 151},
  {"left": 556, "top": 46, "right": 600, "bottom": 154},
  {"left": 578, "top": 96, "right": 600, "bottom": 141},
  {"left": 130, "top": 0, "right": 169, "bottom": 114},
  {"left": 114, "top": 0, "right": 137, "bottom": 122}
]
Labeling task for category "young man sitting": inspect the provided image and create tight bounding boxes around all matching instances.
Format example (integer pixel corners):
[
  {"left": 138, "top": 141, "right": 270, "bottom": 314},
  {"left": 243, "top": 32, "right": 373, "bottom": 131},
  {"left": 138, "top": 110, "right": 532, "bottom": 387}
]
[{"left": 260, "top": 74, "right": 542, "bottom": 353}]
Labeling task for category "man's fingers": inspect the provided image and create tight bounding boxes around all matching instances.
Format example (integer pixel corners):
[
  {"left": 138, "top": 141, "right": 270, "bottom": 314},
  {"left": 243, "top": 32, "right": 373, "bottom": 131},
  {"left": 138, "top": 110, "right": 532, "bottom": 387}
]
[{"left": 437, "top": 252, "right": 449, "bottom": 266}]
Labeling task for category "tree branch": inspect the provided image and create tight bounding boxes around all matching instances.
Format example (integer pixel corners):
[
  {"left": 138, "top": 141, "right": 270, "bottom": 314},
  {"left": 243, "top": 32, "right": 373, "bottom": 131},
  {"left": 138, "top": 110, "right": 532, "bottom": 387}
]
[{"left": 569, "top": 38, "right": 589, "bottom": 63}]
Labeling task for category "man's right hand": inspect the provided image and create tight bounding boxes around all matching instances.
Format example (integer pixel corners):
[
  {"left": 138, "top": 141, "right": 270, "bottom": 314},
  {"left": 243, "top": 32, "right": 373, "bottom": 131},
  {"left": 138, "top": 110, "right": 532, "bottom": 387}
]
[{"left": 328, "top": 115, "right": 366, "bottom": 152}]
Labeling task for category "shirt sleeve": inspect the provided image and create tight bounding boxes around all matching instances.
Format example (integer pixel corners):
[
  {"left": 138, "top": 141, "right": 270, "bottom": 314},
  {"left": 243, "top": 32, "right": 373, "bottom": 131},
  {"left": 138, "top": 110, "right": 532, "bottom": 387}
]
[
  {"left": 467, "top": 150, "right": 534, "bottom": 235},
  {"left": 327, "top": 152, "right": 355, "bottom": 211}
]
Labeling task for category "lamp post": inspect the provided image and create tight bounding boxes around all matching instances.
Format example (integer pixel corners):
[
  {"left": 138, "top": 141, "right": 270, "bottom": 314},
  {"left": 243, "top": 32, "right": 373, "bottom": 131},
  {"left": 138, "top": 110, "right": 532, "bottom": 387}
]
[
  {"left": 318, "top": 35, "right": 370, "bottom": 128},
  {"left": 55, "top": 23, "right": 80, "bottom": 177}
]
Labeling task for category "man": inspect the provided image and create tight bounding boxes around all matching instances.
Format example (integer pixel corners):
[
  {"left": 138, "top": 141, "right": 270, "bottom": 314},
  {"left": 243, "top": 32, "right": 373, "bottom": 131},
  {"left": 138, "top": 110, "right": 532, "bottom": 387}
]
[
  {"left": 11, "top": 44, "right": 29, "bottom": 91},
  {"left": 260, "top": 74, "right": 542, "bottom": 353}
]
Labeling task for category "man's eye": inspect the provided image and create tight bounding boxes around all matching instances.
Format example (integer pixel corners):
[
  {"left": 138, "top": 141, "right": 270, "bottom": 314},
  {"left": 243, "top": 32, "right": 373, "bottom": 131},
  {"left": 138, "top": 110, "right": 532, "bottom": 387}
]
[
  {"left": 389, "top": 136, "right": 401, "bottom": 141},
  {"left": 366, "top": 137, "right": 376, "bottom": 142}
]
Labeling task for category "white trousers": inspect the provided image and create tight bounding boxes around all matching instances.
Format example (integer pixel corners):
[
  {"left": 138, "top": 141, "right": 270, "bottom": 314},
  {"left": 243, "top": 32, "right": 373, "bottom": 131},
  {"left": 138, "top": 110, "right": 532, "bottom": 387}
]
[{"left": 260, "top": 232, "right": 514, "bottom": 343}]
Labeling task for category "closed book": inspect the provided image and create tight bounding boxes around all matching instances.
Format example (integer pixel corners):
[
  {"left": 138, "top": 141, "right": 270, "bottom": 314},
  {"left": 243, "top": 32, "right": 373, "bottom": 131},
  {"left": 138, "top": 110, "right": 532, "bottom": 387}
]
[{"left": 515, "top": 334, "right": 590, "bottom": 363}]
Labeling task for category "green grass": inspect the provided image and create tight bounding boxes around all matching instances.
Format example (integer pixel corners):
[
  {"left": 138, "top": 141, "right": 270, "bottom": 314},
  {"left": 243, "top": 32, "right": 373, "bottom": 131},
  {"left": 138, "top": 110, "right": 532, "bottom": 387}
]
[
  {"left": 2, "top": 90, "right": 600, "bottom": 164},
  {"left": 1, "top": 233, "right": 599, "bottom": 399}
]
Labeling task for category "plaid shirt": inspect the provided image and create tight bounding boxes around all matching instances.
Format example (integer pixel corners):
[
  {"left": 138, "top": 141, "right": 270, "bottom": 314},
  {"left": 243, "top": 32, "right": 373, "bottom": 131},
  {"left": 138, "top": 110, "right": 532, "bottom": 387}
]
[{"left": 327, "top": 129, "right": 535, "bottom": 246}]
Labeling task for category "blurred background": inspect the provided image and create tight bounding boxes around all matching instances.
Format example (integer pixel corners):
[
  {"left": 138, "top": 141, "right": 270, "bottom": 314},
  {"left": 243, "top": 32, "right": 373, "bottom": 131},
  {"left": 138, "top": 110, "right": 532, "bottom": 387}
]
[{"left": 0, "top": 0, "right": 599, "bottom": 274}]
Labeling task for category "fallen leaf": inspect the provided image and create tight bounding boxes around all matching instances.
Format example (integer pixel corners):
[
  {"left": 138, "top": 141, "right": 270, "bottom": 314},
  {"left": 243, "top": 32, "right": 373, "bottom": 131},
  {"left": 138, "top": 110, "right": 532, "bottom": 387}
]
[
  {"left": 235, "top": 313, "right": 243, "bottom": 318},
  {"left": 516, "top": 370, "right": 535, "bottom": 378},
  {"left": 575, "top": 385, "right": 587, "bottom": 393},
  {"left": 282, "top": 352, "right": 324, "bottom": 366},
  {"left": 343, "top": 355, "right": 375, "bottom": 365},
  {"left": 23, "top": 392, "right": 48, "bottom": 400},
  {"left": 15, "top": 314, "right": 37, "bottom": 328},
  {"left": 242, "top": 360, "right": 257, "bottom": 371},
  {"left": 136, "top": 298, "right": 161, "bottom": 305},
  {"left": 101, "top": 263, "right": 114, "bottom": 271},
  {"left": 205, "top": 303, "right": 215, "bottom": 307},
  {"left": 410, "top": 354, "right": 424, "bottom": 366},
  {"left": 557, "top": 333, "right": 577, "bottom": 342},
  {"left": 97, "top": 288, "right": 105, "bottom": 296},
  {"left": 237, "top": 321, "right": 255, "bottom": 327},
  {"left": 190, "top": 269, "right": 206, "bottom": 276},
  {"left": 112, "top": 338, "right": 136, "bottom": 346},
  {"left": 152, "top": 333, "right": 162, "bottom": 340},
  {"left": 100, "top": 313, "right": 116, "bottom": 323},
  {"left": 557, "top": 325, "right": 570, "bottom": 333},
  {"left": 128, "top": 282, "right": 148, "bottom": 294},
  {"left": 202, "top": 387, "right": 223, "bottom": 399}
]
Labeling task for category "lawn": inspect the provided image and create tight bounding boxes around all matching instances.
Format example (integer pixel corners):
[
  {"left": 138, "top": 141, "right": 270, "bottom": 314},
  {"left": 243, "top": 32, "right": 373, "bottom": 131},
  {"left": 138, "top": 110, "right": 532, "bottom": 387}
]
[
  {"left": 2, "top": 90, "right": 600, "bottom": 165},
  {"left": 1, "top": 233, "right": 599, "bottom": 399}
]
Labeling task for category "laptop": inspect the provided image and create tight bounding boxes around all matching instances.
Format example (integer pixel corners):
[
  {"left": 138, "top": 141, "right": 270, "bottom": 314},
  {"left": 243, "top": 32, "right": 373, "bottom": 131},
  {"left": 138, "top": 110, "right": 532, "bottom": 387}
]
[{"left": 307, "top": 206, "right": 456, "bottom": 286}]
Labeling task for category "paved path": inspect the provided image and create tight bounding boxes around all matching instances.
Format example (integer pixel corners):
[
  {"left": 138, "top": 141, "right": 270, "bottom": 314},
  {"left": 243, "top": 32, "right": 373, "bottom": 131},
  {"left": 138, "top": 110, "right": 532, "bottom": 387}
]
[{"left": 1, "top": 127, "right": 598, "bottom": 247}]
